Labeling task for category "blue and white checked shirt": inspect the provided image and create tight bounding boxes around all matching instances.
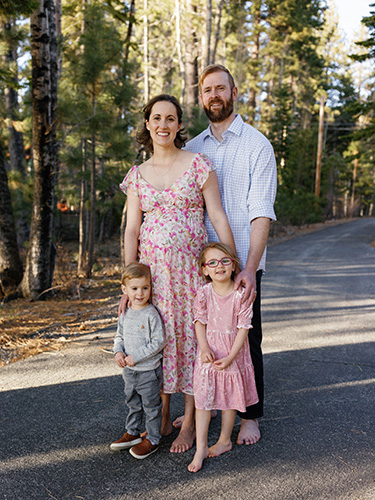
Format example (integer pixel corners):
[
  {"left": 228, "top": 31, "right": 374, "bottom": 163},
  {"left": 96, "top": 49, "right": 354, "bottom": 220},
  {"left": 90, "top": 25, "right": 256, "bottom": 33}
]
[{"left": 185, "top": 114, "right": 277, "bottom": 271}]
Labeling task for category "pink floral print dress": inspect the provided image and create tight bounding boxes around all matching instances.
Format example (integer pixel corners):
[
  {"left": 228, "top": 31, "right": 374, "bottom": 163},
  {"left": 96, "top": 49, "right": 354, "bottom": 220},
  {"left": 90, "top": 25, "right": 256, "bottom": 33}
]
[
  {"left": 193, "top": 283, "right": 259, "bottom": 412},
  {"left": 120, "top": 153, "right": 213, "bottom": 395}
]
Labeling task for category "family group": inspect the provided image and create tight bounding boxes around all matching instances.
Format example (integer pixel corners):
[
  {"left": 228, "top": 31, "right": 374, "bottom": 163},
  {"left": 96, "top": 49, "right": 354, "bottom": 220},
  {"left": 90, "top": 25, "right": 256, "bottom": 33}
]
[{"left": 110, "top": 64, "right": 277, "bottom": 473}]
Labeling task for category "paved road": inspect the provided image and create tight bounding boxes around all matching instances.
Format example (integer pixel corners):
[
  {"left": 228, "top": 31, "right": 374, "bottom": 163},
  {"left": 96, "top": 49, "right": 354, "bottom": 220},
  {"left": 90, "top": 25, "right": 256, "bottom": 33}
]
[{"left": 1, "top": 218, "right": 375, "bottom": 500}]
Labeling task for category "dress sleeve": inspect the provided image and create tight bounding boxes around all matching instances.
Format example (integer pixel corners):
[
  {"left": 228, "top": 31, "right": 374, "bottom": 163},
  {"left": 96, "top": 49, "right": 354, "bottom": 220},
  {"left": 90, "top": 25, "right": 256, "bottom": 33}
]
[
  {"left": 236, "top": 291, "right": 253, "bottom": 330},
  {"left": 119, "top": 165, "right": 140, "bottom": 197},
  {"left": 194, "top": 153, "right": 216, "bottom": 189},
  {"left": 193, "top": 285, "right": 208, "bottom": 325}
]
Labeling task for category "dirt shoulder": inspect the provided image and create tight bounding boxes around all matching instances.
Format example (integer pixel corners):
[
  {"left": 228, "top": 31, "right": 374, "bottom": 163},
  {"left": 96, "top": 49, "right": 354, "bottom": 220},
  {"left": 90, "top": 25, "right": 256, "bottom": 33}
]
[{"left": 0, "top": 218, "right": 355, "bottom": 366}]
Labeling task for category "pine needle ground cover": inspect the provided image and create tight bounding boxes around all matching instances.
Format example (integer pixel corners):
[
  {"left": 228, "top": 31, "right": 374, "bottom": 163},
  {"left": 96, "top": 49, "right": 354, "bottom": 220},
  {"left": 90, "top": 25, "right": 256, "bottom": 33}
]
[{"left": 0, "top": 219, "right": 358, "bottom": 366}]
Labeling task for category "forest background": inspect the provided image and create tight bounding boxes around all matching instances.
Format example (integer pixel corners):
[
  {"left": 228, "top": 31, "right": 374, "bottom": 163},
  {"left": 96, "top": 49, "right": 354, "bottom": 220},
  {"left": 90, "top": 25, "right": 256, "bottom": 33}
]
[{"left": 0, "top": 0, "right": 375, "bottom": 361}]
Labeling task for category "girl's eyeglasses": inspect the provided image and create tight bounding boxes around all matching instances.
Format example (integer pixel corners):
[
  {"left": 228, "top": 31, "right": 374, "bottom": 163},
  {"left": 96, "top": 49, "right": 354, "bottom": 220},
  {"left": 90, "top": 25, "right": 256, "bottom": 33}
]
[{"left": 203, "top": 257, "right": 233, "bottom": 268}]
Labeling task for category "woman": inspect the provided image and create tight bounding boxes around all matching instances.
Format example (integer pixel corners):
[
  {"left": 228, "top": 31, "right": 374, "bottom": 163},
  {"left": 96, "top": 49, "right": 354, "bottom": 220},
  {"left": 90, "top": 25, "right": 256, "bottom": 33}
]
[{"left": 120, "top": 94, "right": 236, "bottom": 453}]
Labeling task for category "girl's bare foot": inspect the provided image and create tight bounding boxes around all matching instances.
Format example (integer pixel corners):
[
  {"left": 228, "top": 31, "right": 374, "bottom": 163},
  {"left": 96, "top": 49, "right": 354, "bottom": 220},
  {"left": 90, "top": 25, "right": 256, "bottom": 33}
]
[
  {"left": 170, "top": 427, "right": 196, "bottom": 453},
  {"left": 236, "top": 419, "right": 260, "bottom": 445},
  {"left": 188, "top": 447, "right": 209, "bottom": 473},
  {"left": 208, "top": 439, "right": 232, "bottom": 457}
]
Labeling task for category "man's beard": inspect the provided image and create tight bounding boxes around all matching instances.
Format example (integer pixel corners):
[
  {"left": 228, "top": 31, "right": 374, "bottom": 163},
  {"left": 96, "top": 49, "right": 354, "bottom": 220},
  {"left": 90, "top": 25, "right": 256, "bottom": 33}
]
[{"left": 203, "top": 95, "right": 234, "bottom": 123}]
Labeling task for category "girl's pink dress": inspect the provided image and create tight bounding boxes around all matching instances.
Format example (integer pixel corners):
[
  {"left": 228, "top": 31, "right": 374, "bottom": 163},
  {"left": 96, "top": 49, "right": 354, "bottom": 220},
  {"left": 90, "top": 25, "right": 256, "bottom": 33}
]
[
  {"left": 193, "top": 283, "right": 259, "bottom": 412},
  {"left": 120, "top": 153, "right": 212, "bottom": 395}
]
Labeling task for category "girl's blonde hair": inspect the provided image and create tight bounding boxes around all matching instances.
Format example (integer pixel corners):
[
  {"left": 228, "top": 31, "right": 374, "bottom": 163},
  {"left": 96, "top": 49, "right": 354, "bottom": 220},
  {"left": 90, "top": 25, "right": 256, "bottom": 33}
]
[
  {"left": 198, "top": 242, "right": 239, "bottom": 282},
  {"left": 122, "top": 262, "right": 151, "bottom": 285}
]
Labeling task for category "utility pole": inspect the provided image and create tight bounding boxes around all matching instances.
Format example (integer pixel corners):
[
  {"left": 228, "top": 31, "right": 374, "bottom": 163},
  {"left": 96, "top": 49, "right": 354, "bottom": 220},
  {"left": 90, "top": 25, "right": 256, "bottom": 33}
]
[{"left": 315, "top": 95, "right": 325, "bottom": 198}]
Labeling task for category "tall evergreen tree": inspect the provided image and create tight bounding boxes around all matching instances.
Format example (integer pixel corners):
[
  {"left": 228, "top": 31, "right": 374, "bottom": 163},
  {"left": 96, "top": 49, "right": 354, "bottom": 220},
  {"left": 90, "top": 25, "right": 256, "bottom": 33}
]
[{"left": 20, "top": 0, "right": 59, "bottom": 299}]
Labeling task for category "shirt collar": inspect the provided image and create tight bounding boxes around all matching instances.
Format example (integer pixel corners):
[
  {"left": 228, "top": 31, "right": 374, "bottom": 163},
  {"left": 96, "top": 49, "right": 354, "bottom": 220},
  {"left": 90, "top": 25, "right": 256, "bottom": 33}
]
[{"left": 204, "top": 114, "right": 244, "bottom": 141}]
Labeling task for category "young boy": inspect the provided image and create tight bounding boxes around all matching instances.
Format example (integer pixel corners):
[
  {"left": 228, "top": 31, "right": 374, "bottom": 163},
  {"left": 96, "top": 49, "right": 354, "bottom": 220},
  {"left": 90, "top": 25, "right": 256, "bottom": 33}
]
[{"left": 110, "top": 262, "right": 165, "bottom": 459}]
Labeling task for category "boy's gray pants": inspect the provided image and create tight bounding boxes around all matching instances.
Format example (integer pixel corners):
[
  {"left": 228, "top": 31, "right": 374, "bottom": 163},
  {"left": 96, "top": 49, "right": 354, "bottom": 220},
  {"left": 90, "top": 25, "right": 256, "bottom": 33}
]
[{"left": 123, "top": 365, "right": 162, "bottom": 445}]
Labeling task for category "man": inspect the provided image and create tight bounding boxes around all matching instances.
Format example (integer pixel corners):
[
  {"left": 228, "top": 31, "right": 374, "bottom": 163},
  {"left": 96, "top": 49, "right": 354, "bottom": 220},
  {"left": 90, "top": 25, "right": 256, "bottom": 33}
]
[{"left": 185, "top": 64, "right": 277, "bottom": 445}]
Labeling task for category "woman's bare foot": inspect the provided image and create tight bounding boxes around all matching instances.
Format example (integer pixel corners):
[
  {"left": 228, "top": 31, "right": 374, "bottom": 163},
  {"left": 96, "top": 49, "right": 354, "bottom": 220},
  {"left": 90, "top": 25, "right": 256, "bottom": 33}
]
[
  {"left": 170, "top": 427, "right": 196, "bottom": 453},
  {"left": 236, "top": 419, "right": 260, "bottom": 445},
  {"left": 161, "top": 418, "right": 173, "bottom": 437},
  {"left": 173, "top": 410, "right": 217, "bottom": 429},
  {"left": 172, "top": 415, "right": 184, "bottom": 429},
  {"left": 208, "top": 439, "right": 232, "bottom": 457},
  {"left": 188, "top": 447, "right": 209, "bottom": 473}
]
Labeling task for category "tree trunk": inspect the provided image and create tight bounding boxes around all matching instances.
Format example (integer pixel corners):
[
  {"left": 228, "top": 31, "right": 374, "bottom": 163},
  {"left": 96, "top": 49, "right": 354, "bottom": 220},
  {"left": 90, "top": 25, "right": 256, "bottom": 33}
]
[
  {"left": 86, "top": 90, "right": 96, "bottom": 278},
  {"left": 0, "top": 145, "right": 23, "bottom": 296},
  {"left": 143, "top": 0, "right": 149, "bottom": 103},
  {"left": 3, "top": 18, "right": 30, "bottom": 246},
  {"left": 54, "top": 0, "right": 62, "bottom": 75},
  {"left": 20, "top": 0, "right": 58, "bottom": 300},
  {"left": 175, "top": 0, "right": 185, "bottom": 96},
  {"left": 350, "top": 156, "right": 358, "bottom": 217},
  {"left": 3, "top": 19, "right": 25, "bottom": 176},
  {"left": 202, "top": 0, "right": 212, "bottom": 69},
  {"left": 120, "top": 200, "right": 127, "bottom": 269},
  {"left": 78, "top": 138, "right": 88, "bottom": 276},
  {"left": 185, "top": 0, "right": 198, "bottom": 116},
  {"left": 248, "top": 0, "right": 262, "bottom": 124},
  {"left": 315, "top": 95, "right": 325, "bottom": 198},
  {"left": 124, "top": 0, "right": 135, "bottom": 63},
  {"left": 211, "top": 0, "right": 224, "bottom": 64}
]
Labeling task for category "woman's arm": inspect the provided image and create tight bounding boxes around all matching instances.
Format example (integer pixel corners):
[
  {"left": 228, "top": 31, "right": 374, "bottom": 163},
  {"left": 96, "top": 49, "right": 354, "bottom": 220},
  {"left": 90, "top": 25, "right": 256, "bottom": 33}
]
[
  {"left": 202, "top": 171, "right": 236, "bottom": 254},
  {"left": 118, "top": 190, "right": 142, "bottom": 317},
  {"left": 124, "top": 189, "right": 142, "bottom": 265}
]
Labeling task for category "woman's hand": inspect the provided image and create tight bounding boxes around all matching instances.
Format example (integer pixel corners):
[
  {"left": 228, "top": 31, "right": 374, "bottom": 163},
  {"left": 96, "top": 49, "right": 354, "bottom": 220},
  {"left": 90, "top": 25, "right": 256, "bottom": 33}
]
[{"left": 118, "top": 293, "right": 129, "bottom": 317}]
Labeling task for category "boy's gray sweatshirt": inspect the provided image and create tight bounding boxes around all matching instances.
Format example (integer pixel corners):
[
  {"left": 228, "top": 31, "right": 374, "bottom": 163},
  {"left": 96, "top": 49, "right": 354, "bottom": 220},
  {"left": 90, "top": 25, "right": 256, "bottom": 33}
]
[{"left": 113, "top": 304, "right": 165, "bottom": 371}]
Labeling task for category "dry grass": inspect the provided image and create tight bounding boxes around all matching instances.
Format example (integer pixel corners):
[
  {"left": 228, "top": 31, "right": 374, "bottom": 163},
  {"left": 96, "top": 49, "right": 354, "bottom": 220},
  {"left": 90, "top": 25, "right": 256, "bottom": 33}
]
[
  {"left": 0, "top": 219, "right": 353, "bottom": 366},
  {"left": 0, "top": 240, "right": 122, "bottom": 366}
]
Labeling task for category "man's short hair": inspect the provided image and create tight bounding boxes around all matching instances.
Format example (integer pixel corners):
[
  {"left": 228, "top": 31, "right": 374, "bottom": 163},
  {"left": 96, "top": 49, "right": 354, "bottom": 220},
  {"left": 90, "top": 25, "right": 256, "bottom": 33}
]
[{"left": 199, "top": 64, "right": 235, "bottom": 93}]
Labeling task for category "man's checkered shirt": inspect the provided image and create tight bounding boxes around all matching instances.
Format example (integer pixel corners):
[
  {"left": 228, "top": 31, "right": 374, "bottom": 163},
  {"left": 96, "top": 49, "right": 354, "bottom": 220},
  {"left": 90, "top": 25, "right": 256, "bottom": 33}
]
[{"left": 185, "top": 114, "right": 277, "bottom": 271}]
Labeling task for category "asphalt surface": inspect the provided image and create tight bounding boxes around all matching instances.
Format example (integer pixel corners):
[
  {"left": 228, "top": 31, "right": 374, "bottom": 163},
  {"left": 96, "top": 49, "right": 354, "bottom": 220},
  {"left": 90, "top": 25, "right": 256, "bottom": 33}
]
[{"left": 1, "top": 217, "right": 375, "bottom": 500}]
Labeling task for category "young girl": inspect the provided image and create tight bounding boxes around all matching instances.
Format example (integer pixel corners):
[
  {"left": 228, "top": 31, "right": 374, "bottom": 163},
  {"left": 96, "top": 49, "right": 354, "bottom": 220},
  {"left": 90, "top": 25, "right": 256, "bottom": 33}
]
[{"left": 188, "top": 242, "right": 259, "bottom": 473}]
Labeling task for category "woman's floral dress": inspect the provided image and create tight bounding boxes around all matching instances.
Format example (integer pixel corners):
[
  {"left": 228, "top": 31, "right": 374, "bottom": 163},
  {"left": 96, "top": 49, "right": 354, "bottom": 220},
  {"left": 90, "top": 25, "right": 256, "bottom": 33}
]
[{"left": 120, "top": 153, "right": 214, "bottom": 395}]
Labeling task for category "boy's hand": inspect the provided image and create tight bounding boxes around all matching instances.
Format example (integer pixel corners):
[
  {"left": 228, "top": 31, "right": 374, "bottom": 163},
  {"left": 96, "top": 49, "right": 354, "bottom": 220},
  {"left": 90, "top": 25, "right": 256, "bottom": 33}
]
[
  {"left": 201, "top": 348, "right": 215, "bottom": 363},
  {"left": 125, "top": 355, "right": 135, "bottom": 367},
  {"left": 213, "top": 356, "right": 232, "bottom": 370},
  {"left": 114, "top": 351, "right": 127, "bottom": 368}
]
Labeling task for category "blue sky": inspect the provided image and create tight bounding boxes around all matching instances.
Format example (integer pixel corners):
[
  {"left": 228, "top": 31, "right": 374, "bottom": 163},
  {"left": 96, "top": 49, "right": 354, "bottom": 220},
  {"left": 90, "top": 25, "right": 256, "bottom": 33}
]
[{"left": 335, "top": 0, "right": 373, "bottom": 40}]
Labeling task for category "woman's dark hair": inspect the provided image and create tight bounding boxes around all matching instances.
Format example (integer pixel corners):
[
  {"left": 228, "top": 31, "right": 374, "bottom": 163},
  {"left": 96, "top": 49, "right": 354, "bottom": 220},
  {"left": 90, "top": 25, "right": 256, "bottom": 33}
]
[{"left": 136, "top": 94, "right": 187, "bottom": 154}]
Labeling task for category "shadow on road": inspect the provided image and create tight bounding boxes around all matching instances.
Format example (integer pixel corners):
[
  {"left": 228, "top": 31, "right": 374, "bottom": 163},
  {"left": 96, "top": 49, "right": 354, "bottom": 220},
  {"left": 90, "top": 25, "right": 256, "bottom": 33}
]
[{"left": 1, "top": 341, "right": 374, "bottom": 500}]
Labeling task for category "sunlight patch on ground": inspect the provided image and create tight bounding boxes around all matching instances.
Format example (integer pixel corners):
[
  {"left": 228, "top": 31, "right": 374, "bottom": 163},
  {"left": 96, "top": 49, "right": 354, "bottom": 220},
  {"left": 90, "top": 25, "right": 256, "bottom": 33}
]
[
  {"left": 269, "top": 378, "right": 375, "bottom": 397},
  {"left": 1, "top": 444, "right": 108, "bottom": 473}
]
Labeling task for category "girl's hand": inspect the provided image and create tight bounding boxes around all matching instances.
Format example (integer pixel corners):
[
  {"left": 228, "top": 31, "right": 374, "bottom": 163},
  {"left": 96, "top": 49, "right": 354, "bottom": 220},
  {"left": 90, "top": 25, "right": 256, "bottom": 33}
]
[
  {"left": 213, "top": 356, "right": 232, "bottom": 370},
  {"left": 115, "top": 352, "right": 127, "bottom": 368},
  {"left": 201, "top": 349, "right": 215, "bottom": 363}
]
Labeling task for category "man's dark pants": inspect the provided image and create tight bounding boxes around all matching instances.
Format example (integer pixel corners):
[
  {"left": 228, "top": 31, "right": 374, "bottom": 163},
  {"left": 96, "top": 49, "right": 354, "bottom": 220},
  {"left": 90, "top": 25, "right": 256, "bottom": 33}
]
[{"left": 237, "top": 270, "right": 264, "bottom": 420}]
